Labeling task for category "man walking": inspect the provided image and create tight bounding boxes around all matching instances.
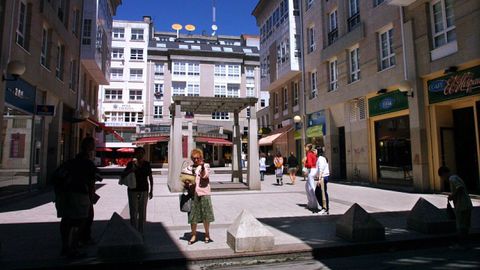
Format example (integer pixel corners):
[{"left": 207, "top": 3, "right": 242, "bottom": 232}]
[{"left": 438, "top": 166, "right": 473, "bottom": 246}]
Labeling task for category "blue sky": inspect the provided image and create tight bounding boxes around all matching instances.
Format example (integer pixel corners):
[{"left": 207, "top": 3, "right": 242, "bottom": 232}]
[{"left": 115, "top": 0, "right": 260, "bottom": 36}]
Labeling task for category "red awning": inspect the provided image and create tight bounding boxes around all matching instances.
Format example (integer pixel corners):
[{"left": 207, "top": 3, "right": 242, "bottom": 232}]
[
  {"left": 96, "top": 147, "right": 113, "bottom": 152},
  {"left": 258, "top": 132, "right": 285, "bottom": 146},
  {"left": 117, "top": 148, "right": 135, "bottom": 153},
  {"left": 133, "top": 136, "right": 169, "bottom": 145},
  {"left": 86, "top": 118, "right": 125, "bottom": 142},
  {"left": 195, "top": 137, "right": 233, "bottom": 146}
]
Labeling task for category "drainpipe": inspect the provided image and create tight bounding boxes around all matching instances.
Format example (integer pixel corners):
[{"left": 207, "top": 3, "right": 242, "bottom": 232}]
[
  {"left": 400, "top": 6, "right": 408, "bottom": 81},
  {"left": 299, "top": 0, "right": 307, "bottom": 158}
]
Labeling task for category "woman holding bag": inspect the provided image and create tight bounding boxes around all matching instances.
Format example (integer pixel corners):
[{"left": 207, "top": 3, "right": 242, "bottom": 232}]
[
  {"left": 304, "top": 144, "right": 318, "bottom": 212},
  {"left": 185, "top": 149, "right": 215, "bottom": 245}
]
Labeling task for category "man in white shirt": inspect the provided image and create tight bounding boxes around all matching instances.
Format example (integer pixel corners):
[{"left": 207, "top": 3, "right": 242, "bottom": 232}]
[{"left": 315, "top": 150, "right": 330, "bottom": 215}]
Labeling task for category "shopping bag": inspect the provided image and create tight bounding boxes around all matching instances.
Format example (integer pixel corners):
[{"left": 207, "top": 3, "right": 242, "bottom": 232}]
[
  {"left": 179, "top": 193, "right": 192, "bottom": 212},
  {"left": 119, "top": 172, "right": 136, "bottom": 189}
]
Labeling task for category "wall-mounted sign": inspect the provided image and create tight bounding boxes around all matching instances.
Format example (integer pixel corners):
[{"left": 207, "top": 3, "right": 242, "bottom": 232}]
[
  {"left": 107, "top": 103, "right": 144, "bottom": 112},
  {"left": 5, "top": 78, "right": 36, "bottom": 114},
  {"left": 36, "top": 105, "right": 55, "bottom": 116},
  {"left": 306, "top": 125, "right": 323, "bottom": 138},
  {"left": 306, "top": 110, "right": 326, "bottom": 138},
  {"left": 368, "top": 90, "right": 408, "bottom": 117},
  {"left": 427, "top": 65, "right": 480, "bottom": 104}
]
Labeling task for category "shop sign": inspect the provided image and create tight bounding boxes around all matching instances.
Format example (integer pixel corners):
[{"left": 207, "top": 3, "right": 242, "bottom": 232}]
[
  {"left": 306, "top": 110, "right": 326, "bottom": 138},
  {"left": 5, "top": 78, "right": 36, "bottom": 114},
  {"left": 368, "top": 90, "right": 408, "bottom": 117},
  {"left": 36, "top": 105, "right": 55, "bottom": 116},
  {"left": 427, "top": 65, "right": 480, "bottom": 104},
  {"left": 294, "top": 130, "right": 302, "bottom": 140}
]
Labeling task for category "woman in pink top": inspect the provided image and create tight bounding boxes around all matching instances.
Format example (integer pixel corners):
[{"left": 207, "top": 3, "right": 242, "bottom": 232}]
[{"left": 185, "top": 149, "right": 215, "bottom": 245}]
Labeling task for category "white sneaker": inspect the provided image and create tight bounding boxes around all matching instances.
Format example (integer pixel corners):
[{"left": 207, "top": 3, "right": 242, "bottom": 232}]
[{"left": 319, "top": 209, "right": 329, "bottom": 215}]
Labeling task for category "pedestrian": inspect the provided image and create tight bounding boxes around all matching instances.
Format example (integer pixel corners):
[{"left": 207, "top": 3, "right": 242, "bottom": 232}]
[
  {"left": 274, "top": 152, "right": 284, "bottom": 185},
  {"left": 287, "top": 152, "right": 299, "bottom": 185},
  {"left": 304, "top": 144, "right": 318, "bottom": 212},
  {"left": 315, "top": 150, "right": 330, "bottom": 215},
  {"left": 185, "top": 149, "right": 215, "bottom": 245},
  {"left": 438, "top": 166, "right": 473, "bottom": 247},
  {"left": 241, "top": 152, "right": 247, "bottom": 168},
  {"left": 54, "top": 137, "right": 97, "bottom": 258},
  {"left": 259, "top": 153, "right": 267, "bottom": 181},
  {"left": 122, "top": 147, "right": 153, "bottom": 235},
  {"left": 266, "top": 152, "right": 274, "bottom": 174}
]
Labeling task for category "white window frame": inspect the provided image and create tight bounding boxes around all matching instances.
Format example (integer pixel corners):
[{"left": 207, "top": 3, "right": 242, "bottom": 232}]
[
  {"left": 246, "top": 87, "right": 255, "bottom": 97},
  {"left": 214, "top": 84, "right": 227, "bottom": 97},
  {"left": 110, "top": 68, "right": 123, "bottom": 80},
  {"left": 310, "top": 71, "right": 317, "bottom": 98},
  {"left": 154, "top": 63, "right": 164, "bottom": 77},
  {"left": 112, "top": 27, "right": 124, "bottom": 39},
  {"left": 130, "top": 48, "right": 144, "bottom": 60},
  {"left": 154, "top": 106, "right": 163, "bottom": 119},
  {"left": 105, "top": 89, "right": 123, "bottom": 100},
  {"left": 186, "top": 83, "right": 200, "bottom": 96},
  {"left": 374, "top": 0, "right": 385, "bottom": 7},
  {"left": 131, "top": 28, "right": 144, "bottom": 40},
  {"left": 329, "top": 58, "right": 338, "bottom": 91},
  {"left": 293, "top": 81, "right": 299, "bottom": 106},
  {"left": 349, "top": 46, "right": 360, "bottom": 83},
  {"left": 215, "top": 64, "right": 227, "bottom": 77},
  {"left": 16, "top": 1, "right": 27, "bottom": 47},
  {"left": 227, "top": 64, "right": 241, "bottom": 78},
  {"left": 211, "top": 112, "right": 230, "bottom": 120},
  {"left": 129, "top": 69, "right": 143, "bottom": 80},
  {"left": 274, "top": 92, "right": 279, "bottom": 113},
  {"left": 378, "top": 26, "right": 395, "bottom": 70},
  {"left": 349, "top": 0, "right": 359, "bottom": 17},
  {"left": 40, "top": 27, "right": 48, "bottom": 67},
  {"left": 306, "top": 0, "right": 314, "bottom": 10},
  {"left": 308, "top": 26, "right": 315, "bottom": 53},
  {"left": 227, "top": 84, "right": 240, "bottom": 97},
  {"left": 329, "top": 10, "right": 338, "bottom": 32},
  {"left": 187, "top": 62, "right": 200, "bottom": 76},
  {"left": 430, "top": 0, "right": 456, "bottom": 49},
  {"left": 112, "top": 48, "right": 124, "bottom": 60},
  {"left": 283, "top": 86, "right": 288, "bottom": 110},
  {"left": 154, "top": 83, "right": 163, "bottom": 99},
  {"left": 173, "top": 62, "right": 186, "bottom": 75},
  {"left": 56, "top": 43, "right": 64, "bottom": 80},
  {"left": 129, "top": 89, "right": 142, "bottom": 101},
  {"left": 172, "top": 82, "right": 186, "bottom": 96}
]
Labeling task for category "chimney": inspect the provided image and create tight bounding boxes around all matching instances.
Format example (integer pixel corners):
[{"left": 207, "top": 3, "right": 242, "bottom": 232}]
[{"left": 143, "top": 16, "right": 154, "bottom": 41}]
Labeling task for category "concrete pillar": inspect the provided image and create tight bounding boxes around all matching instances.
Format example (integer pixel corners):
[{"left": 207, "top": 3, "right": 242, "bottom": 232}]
[
  {"left": 232, "top": 110, "right": 243, "bottom": 183},
  {"left": 168, "top": 104, "right": 184, "bottom": 192},
  {"left": 247, "top": 108, "right": 261, "bottom": 190},
  {"left": 187, "top": 120, "right": 195, "bottom": 155}
]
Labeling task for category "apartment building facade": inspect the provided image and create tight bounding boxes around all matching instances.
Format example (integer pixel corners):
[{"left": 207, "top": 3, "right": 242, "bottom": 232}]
[
  {"left": 98, "top": 17, "right": 150, "bottom": 153},
  {"left": 0, "top": 0, "right": 119, "bottom": 191},
  {"left": 140, "top": 31, "right": 262, "bottom": 166}
]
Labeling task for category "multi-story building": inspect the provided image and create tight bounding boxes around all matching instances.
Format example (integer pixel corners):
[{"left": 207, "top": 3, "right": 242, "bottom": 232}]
[
  {"left": 394, "top": 0, "right": 480, "bottom": 194},
  {"left": 98, "top": 17, "right": 150, "bottom": 155},
  {"left": 0, "top": 0, "right": 120, "bottom": 192},
  {"left": 253, "top": 0, "right": 304, "bottom": 158},
  {"left": 138, "top": 30, "right": 262, "bottom": 167}
]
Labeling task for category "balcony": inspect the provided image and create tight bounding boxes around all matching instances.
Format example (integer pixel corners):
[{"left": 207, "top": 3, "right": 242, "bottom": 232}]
[
  {"left": 322, "top": 22, "right": 364, "bottom": 62},
  {"left": 328, "top": 28, "right": 339, "bottom": 46},
  {"left": 347, "top": 13, "right": 361, "bottom": 32},
  {"left": 386, "top": 0, "right": 417, "bottom": 6}
]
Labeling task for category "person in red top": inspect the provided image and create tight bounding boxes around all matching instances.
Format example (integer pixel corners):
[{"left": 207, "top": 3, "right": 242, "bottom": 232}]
[{"left": 304, "top": 144, "right": 319, "bottom": 212}]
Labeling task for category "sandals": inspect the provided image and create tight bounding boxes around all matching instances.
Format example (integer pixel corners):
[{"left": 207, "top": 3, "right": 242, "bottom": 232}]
[
  {"left": 204, "top": 236, "right": 212, "bottom": 243},
  {"left": 188, "top": 235, "right": 197, "bottom": 245}
]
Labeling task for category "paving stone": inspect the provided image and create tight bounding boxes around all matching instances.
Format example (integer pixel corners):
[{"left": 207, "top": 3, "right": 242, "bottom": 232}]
[
  {"left": 97, "top": 212, "right": 144, "bottom": 258},
  {"left": 336, "top": 203, "right": 385, "bottom": 242},
  {"left": 227, "top": 209, "right": 275, "bottom": 253},
  {"left": 407, "top": 197, "right": 456, "bottom": 234}
]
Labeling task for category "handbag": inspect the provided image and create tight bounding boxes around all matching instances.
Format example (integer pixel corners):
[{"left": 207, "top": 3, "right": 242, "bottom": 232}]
[
  {"left": 180, "top": 161, "right": 196, "bottom": 185},
  {"left": 275, "top": 167, "right": 283, "bottom": 177},
  {"left": 199, "top": 165, "right": 209, "bottom": 188},
  {"left": 119, "top": 172, "right": 137, "bottom": 189},
  {"left": 179, "top": 192, "right": 192, "bottom": 212},
  {"left": 446, "top": 201, "right": 456, "bottom": 220},
  {"left": 302, "top": 167, "right": 309, "bottom": 175}
]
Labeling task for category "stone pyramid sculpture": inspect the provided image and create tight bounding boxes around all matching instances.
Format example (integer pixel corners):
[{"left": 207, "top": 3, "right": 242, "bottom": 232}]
[
  {"left": 407, "top": 197, "right": 455, "bottom": 234},
  {"left": 336, "top": 203, "right": 385, "bottom": 242},
  {"left": 98, "top": 212, "right": 144, "bottom": 258},
  {"left": 227, "top": 209, "right": 274, "bottom": 252}
]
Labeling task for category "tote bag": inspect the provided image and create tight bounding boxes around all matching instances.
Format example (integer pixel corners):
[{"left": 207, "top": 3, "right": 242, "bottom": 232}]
[{"left": 119, "top": 172, "right": 137, "bottom": 189}]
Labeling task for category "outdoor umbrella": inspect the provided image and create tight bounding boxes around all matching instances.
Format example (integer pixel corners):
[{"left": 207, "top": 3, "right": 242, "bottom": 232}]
[{"left": 117, "top": 148, "right": 135, "bottom": 153}]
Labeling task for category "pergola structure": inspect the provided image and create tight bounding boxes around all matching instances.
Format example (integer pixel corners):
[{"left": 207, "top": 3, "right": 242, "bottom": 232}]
[{"left": 167, "top": 96, "right": 261, "bottom": 192}]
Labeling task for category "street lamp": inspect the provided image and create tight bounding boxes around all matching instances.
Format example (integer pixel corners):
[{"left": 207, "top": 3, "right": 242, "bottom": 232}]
[{"left": 2, "top": 60, "right": 26, "bottom": 81}]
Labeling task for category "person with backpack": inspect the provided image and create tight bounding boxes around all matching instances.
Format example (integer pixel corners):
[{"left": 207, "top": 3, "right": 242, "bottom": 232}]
[
  {"left": 274, "top": 152, "right": 284, "bottom": 186},
  {"left": 54, "top": 137, "right": 97, "bottom": 258}
]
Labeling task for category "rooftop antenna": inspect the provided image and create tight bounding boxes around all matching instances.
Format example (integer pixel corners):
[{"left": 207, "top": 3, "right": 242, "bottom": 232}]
[
  {"left": 212, "top": 0, "right": 218, "bottom": 36},
  {"left": 172, "top": 23, "right": 183, "bottom": 38}
]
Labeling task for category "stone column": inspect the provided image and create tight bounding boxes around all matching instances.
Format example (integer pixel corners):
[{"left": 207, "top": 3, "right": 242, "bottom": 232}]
[
  {"left": 232, "top": 110, "right": 243, "bottom": 183},
  {"left": 247, "top": 108, "right": 261, "bottom": 190},
  {"left": 187, "top": 120, "right": 195, "bottom": 155},
  {"left": 168, "top": 104, "right": 184, "bottom": 192}
]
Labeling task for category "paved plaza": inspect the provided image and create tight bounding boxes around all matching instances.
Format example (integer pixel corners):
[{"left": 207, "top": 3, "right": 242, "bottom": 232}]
[{"left": 0, "top": 173, "right": 479, "bottom": 269}]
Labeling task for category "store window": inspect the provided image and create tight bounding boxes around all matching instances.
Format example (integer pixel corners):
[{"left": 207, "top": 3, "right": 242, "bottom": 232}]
[{"left": 374, "top": 115, "right": 412, "bottom": 181}]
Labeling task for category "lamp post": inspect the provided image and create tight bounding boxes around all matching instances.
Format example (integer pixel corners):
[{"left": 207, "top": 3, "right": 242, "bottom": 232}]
[{"left": 293, "top": 114, "right": 306, "bottom": 158}]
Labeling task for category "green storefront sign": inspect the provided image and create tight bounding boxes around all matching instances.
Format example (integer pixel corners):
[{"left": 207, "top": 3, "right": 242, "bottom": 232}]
[
  {"left": 294, "top": 130, "right": 302, "bottom": 140},
  {"left": 306, "top": 125, "right": 323, "bottom": 138},
  {"left": 368, "top": 90, "right": 409, "bottom": 117},
  {"left": 427, "top": 65, "right": 480, "bottom": 104}
]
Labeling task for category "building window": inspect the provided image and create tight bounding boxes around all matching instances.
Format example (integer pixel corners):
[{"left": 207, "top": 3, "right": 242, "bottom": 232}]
[
  {"left": 430, "top": 0, "right": 456, "bottom": 48},
  {"left": 214, "top": 85, "right": 227, "bottom": 97},
  {"left": 173, "top": 62, "right": 186, "bottom": 75},
  {"left": 214, "top": 64, "right": 226, "bottom": 77},
  {"left": 111, "top": 68, "right": 123, "bottom": 80},
  {"left": 212, "top": 112, "right": 230, "bottom": 120},
  {"left": 306, "top": 0, "right": 314, "bottom": 10},
  {"left": 329, "top": 59, "right": 338, "bottom": 91},
  {"left": 374, "top": 0, "right": 385, "bottom": 7},
  {"left": 283, "top": 87, "right": 288, "bottom": 110},
  {"left": 112, "top": 48, "right": 124, "bottom": 59},
  {"left": 40, "top": 27, "right": 49, "bottom": 67},
  {"left": 69, "top": 60, "right": 77, "bottom": 90},
  {"left": 154, "top": 84, "right": 163, "bottom": 99},
  {"left": 307, "top": 26, "right": 315, "bottom": 53},
  {"left": 16, "top": 1, "right": 28, "bottom": 48},
  {"left": 186, "top": 83, "right": 200, "bottom": 96},
  {"left": 154, "top": 106, "right": 163, "bottom": 119},
  {"left": 274, "top": 92, "right": 279, "bottom": 113},
  {"left": 247, "top": 87, "right": 255, "bottom": 97},
  {"left": 328, "top": 10, "right": 338, "bottom": 45},
  {"left": 72, "top": 9, "right": 80, "bottom": 36},
  {"left": 130, "top": 69, "right": 143, "bottom": 80},
  {"left": 82, "top": 19, "right": 92, "bottom": 45},
  {"left": 124, "top": 112, "right": 139, "bottom": 123},
  {"left": 348, "top": 0, "right": 360, "bottom": 32},
  {"left": 113, "top": 27, "right": 124, "bottom": 39},
  {"left": 349, "top": 46, "right": 360, "bottom": 82},
  {"left": 105, "top": 89, "right": 123, "bottom": 100},
  {"left": 246, "top": 66, "right": 255, "bottom": 78},
  {"left": 56, "top": 44, "right": 64, "bottom": 80},
  {"left": 293, "top": 81, "right": 299, "bottom": 106},
  {"left": 227, "top": 65, "right": 240, "bottom": 78},
  {"left": 310, "top": 71, "right": 317, "bottom": 98},
  {"left": 131, "top": 28, "right": 144, "bottom": 40},
  {"left": 261, "top": 99, "right": 266, "bottom": 107},
  {"left": 227, "top": 84, "right": 240, "bottom": 97},
  {"left": 187, "top": 63, "right": 200, "bottom": 76},
  {"left": 172, "top": 82, "right": 186, "bottom": 96},
  {"left": 154, "top": 63, "right": 164, "bottom": 77},
  {"left": 129, "top": 89, "right": 142, "bottom": 101},
  {"left": 379, "top": 27, "right": 395, "bottom": 70},
  {"left": 130, "top": 48, "right": 144, "bottom": 60}
]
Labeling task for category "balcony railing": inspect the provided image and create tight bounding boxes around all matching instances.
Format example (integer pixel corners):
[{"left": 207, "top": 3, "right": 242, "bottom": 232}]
[
  {"left": 328, "top": 28, "right": 338, "bottom": 45},
  {"left": 347, "top": 12, "right": 361, "bottom": 32}
]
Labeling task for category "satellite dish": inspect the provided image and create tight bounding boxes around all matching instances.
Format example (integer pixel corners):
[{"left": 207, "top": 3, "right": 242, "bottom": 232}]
[
  {"left": 211, "top": 24, "right": 218, "bottom": 31},
  {"left": 185, "top": 24, "right": 196, "bottom": 32},
  {"left": 172, "top": 23, "right": 183, "bottom": 31}
]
